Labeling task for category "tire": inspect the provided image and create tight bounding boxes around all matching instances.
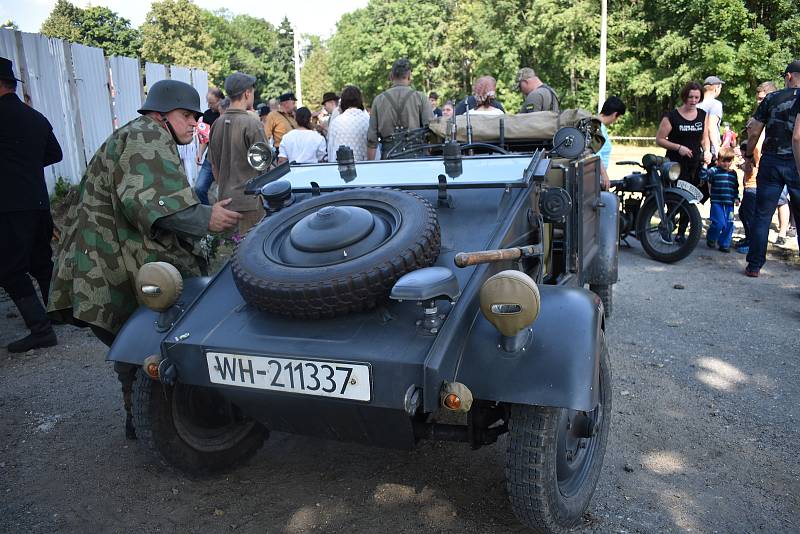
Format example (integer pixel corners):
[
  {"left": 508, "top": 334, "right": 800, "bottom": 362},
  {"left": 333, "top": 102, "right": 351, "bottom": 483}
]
[
  {"left": 589, "top": 283, "right": 612, "bottom": 318},
  {"left": 131, "top": 370, "right": 267, "bottom": 475},
  {"left": 636, "top": 193, "right": 702, "bottom": 263},
  {"left": 505, "top": 334, "right": 612, "bottom": 533},
  {"left": 232, "top": 188, "right": 440, "bottom": 318}
]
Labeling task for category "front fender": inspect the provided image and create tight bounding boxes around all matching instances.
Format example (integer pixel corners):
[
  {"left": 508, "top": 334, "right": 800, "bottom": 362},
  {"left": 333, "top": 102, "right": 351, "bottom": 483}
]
[
  {"left": 587, "top": 191, "right": 619, "bottom": 285},
  {"left": 106, "top": 276, "right": 212, "bottom": 365},
  {"left": 454, "top": 285, "right": 603, "bottom": 412}
]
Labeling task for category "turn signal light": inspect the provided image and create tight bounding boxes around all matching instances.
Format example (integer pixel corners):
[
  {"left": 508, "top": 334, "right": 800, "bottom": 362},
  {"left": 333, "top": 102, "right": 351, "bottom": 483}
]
[
  {"left": 443, "top": 393, "right": 462, "bottom": 410},
  {"left": 143, "top": 354, "right": 162, "bottom": 380}
]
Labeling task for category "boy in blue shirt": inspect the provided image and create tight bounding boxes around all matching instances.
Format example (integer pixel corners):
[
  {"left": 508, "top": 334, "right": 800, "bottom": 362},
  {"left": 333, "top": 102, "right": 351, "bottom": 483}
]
[{"left": 703, "top": 147, "right": 740, "bottom": 252}]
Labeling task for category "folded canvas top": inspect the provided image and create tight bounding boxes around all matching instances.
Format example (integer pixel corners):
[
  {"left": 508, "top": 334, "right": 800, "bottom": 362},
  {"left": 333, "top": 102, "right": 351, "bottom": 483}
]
[{"left": 428, "top": 109, "right": 604, "bottom": 152}]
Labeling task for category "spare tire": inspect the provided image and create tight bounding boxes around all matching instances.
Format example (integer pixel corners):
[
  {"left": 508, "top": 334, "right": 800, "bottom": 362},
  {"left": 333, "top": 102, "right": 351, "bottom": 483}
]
[{"left": 231, "top": 188, "right": 440, "bottom": 318}]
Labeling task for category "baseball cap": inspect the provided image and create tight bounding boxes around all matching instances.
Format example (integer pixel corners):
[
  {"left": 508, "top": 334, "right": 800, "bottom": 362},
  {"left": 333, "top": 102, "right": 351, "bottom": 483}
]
[
  {"left": 224, "top": 72, "right": 256, "bottom": 97},
  {"left": 703, "top": 75, "right": 725, "bottom": 85},
  {"left": 783, "top": 60, "right": 800, "bottom": 76},
  {"left": 515, "top": 67, "right": 536, "bottom": 90}
]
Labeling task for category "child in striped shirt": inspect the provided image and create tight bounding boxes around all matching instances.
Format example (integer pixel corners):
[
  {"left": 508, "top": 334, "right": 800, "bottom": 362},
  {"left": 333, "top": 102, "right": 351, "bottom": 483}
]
[{"left": 703, "top": 146, "right": 740, "bottom": 252}]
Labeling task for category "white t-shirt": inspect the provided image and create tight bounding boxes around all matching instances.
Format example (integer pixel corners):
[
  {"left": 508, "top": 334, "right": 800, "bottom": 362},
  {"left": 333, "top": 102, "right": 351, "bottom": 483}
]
[
  {"left": 279, "top": 129, "right": 326, "bottom": 163},
  {"left": 698, "top": 97, "right": 723, "bottom": 154},
  {"left": 469, "top": 107, "right": 504, "bottom": 116}
]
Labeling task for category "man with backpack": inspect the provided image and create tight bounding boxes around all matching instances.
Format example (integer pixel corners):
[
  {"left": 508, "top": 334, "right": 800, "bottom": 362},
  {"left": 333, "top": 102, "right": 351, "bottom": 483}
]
[{"left": 367, "top": 58, "right": 433, "bottom": 160}]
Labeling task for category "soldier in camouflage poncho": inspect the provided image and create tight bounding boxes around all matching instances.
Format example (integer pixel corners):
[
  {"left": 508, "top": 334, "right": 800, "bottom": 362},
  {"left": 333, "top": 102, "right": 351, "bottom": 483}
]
[{"left": 48, "top": 80, "right": 241, "bottom": 437}]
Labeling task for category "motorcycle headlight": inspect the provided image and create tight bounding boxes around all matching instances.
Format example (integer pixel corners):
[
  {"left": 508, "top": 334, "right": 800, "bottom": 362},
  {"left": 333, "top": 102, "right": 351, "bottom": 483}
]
[{"left": 662, "top": 161, "right": 681, "bottom": 181}]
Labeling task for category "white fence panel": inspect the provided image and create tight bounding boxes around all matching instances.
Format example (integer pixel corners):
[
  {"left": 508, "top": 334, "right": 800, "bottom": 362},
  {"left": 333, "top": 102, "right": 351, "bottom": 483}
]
[
  {"left": 71, "top": 43, "right": 113, "bottom": 163},
  {"left": 191, "top": 68, "right": 209, "bottom": 111},
  {"left": 170, "top": 65, "right": 191, "bottom": 84},
  {"left": 109, "top": 55, "right": 142, "bottom": 128},
  {"left": 21, "top": 32, "right": 84, "bottom": 188},
  {"left": 0, "top": 28, "right": 23, "bottom": 99},
  {"left": 144, "top": 62, "right": 167, "bottom": 88}
]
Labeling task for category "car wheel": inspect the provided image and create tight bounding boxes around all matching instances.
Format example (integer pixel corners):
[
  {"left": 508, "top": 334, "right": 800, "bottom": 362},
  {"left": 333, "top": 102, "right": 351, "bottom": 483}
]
[
  {"left": 131, "top": 370, "right": 267, "bottom": 475},
  {"left": 505, "top": 333, "right": 611, "bottom": 532},
  {"left": 589, "top": 283, "right": 612, "bottom": 318},
  {"left": 231, "top": 188, "right": 440, "bottom": 318}
]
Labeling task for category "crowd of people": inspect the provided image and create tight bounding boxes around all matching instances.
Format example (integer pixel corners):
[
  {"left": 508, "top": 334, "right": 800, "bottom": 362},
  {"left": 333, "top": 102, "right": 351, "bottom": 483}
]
[
  {"left": 654, "top": 64, "right": 800, "bottom": 277},
  {"left": 2, "top": 52, "right": 800, "bottom": 435}
]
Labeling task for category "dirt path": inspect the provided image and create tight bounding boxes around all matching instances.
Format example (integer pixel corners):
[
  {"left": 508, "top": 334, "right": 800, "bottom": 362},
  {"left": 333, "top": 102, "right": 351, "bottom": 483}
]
[{"left": 1, "top": 241, "right": 798, "bottom": 533}]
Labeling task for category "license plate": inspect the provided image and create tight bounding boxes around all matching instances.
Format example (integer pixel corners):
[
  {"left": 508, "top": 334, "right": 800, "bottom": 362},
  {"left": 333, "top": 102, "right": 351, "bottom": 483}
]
[
  {"left": 675, "top": 180, "right": 702, "bottom": 202},
  {"left": 206, "top": 352, "right": 371, "bottom": 402}
]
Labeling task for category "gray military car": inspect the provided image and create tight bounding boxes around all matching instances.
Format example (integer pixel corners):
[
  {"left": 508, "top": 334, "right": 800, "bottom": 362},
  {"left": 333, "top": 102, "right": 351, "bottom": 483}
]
[{"left": 109, "top": 115, "right": 619, "bottom": 533}]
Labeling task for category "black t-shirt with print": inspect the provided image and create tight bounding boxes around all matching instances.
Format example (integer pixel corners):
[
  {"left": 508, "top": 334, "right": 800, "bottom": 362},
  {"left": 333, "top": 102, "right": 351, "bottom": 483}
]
[
  {"left": 752, "top": 87, "right": 800, "bottom": 158},
  {"left": 665, "top": 107, "right": 706, "bottom": 182}
]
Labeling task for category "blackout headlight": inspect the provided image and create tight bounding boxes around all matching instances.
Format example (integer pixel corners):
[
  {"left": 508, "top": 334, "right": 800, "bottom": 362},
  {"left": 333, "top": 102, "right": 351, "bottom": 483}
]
[
  {"left": 662, "top": 161, "right": 681, "bottom": 181},
  {"left": 135, "top": 262, "right": 183, "bottom": 311}
]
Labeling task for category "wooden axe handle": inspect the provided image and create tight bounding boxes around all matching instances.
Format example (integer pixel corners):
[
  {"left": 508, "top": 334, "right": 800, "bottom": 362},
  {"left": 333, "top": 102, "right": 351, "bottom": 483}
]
[{"left": 454, "top": 247, "right": 523, "bottom": 268}]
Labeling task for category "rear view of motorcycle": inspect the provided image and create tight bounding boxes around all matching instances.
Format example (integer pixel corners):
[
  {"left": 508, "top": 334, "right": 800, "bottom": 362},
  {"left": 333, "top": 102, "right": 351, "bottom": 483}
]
[{"left": 611, "top": 154, "right": 703, "bottom": 263}]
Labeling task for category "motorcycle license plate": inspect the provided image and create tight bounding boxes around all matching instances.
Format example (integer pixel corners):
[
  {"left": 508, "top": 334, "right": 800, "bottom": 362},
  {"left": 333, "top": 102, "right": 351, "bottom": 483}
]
[
  {"left": 675, "top": 180, "right": 702, "bottom": 202},
  {"left": 207, "top": 352, "right": 371, "bottom": 401}
]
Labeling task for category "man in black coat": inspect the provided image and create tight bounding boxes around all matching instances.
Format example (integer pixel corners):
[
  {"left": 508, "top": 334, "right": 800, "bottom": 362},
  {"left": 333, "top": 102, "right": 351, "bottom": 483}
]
[{"left": 0, "top": 57, "right": 63, "bottom": 352}]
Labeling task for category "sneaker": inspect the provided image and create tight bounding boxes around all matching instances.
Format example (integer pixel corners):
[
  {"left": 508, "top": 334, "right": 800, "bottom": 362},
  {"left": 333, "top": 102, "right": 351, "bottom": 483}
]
[
  {"left": 776, "top": 236, "right": 787, "bottom": 246},
  {"left": 718, "top": 246, "right": 731, "bottom": 253},
  {"left": 706, "top": 239, "right": 717, "bottom": 248},
  {"left": 734, "top": 239, "right": 749, "bottom": 248},
  {"left": 736, "top": 245, "right": 749, "bottom": 254},
  {"left": 745, "top": 267, "right": 760, "bottom": 278}
]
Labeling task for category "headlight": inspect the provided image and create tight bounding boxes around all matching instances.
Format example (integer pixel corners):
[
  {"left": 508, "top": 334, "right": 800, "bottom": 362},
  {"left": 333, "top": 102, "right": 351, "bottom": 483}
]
[
  {"left": 135, "top": 262, "right": 183, "bottom": 311},
  {"left": 662, "top": 161, "right": 681, "bottom": 181},
  {"left": 247, "top": 142, "right": 274, "bottom": 172}
]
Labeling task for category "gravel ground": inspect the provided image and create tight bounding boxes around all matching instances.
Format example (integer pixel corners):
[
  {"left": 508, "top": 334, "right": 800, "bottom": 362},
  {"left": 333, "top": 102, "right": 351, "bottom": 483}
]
[{"left": 1, "top": 237, "right": 798, "bottom": 534}]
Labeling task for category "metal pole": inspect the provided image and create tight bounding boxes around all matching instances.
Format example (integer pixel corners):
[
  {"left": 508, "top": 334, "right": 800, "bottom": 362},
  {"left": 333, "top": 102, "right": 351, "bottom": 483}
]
[
  {"left": 598, "top": 0, "right": 607, "bottom": 112},
  {"left": 293, "top": 24, "right": 302, "bottom": 107}
]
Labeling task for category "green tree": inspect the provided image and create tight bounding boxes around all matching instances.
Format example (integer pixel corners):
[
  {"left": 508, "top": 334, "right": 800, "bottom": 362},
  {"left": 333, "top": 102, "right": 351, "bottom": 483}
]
[
  {"left": 140, "top": 0, "right": 213, "bottom": 73},
  {"left": 40, "top": 0, "right": 141, "bottom": 57},
  {"left": 273, "top": 17, "right": 295, "bottom": 95},
  {"left": 328, "top": 0, "right": 450, "bottom": 104},
  {"left": 202, "top": 10, "right": 283, "bottom": 100},
  {"left": 300, "top": 36, "right": 332, "bottom": 111}
]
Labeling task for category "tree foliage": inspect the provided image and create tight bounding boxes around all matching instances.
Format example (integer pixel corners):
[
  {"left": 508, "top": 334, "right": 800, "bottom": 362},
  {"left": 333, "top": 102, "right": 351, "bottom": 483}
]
[
  {"left": 40, "top": 0, "right": 141, "bottom": 57},
  {"left": 140, "top": 0, "right": 213, "bottom": 74},
  {"left": 300, "top": 35, "right": 333, "bottom": 110},
  {"left": 325, "top": 0, "right": 797, "bottom": 133}
]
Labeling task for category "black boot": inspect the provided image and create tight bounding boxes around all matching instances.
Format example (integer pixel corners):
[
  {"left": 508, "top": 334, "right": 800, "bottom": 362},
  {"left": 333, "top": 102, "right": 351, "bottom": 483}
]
[{"left": 7, "top": 294, "right": 58, "bottom": 353}]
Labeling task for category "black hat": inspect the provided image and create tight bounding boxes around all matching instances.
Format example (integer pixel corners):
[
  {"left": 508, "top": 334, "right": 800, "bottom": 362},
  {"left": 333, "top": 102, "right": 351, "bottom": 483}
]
[
  {"left": 321, "top": 91, "right": 338, "bottom": 104},
  {"left": 256, "top": 103, "right": 269, "bottom": 117},
  {"left": 279, "top": 92, "right": 297, "bottom": 102},
  {"left": 0, "top": 57, "right": 22, "bottom": 82},
  {"left": 783, "top": 60, "right": 800, "bottom": 76}
]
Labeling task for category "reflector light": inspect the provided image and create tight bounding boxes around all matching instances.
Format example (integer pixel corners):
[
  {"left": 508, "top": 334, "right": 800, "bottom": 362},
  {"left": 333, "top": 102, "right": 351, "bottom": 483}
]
[{"left": 444, "top": 393, "right": 462, "bottom": 410}]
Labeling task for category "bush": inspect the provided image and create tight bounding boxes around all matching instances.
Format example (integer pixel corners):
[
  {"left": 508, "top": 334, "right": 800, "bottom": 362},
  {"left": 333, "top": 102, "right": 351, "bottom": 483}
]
[{"left": 51, "top": 176, "right": 75, "bottom": 204}]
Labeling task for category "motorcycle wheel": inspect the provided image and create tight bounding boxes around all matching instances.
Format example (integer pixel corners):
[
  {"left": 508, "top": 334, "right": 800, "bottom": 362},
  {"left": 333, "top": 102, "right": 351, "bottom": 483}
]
[{"left": 636, "top": 193, "right": 702, "bottom": 263}]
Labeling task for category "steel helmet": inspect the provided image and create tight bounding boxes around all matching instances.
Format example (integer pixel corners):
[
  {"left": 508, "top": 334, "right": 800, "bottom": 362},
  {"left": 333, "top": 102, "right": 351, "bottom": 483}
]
[{"left": 138, "top": 80, "right": 202, "bottom": 118}]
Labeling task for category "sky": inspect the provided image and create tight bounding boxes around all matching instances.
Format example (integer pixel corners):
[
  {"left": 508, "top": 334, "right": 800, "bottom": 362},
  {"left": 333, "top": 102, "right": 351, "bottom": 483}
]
[{"left": 0, "top": 0, "right": 369, "bottom": 37}]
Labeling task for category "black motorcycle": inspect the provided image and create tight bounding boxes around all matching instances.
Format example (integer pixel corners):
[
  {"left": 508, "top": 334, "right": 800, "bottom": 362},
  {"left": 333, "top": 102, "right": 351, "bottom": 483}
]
[{"left": 610, "top": 154, "right": 703, "bottom": 263}]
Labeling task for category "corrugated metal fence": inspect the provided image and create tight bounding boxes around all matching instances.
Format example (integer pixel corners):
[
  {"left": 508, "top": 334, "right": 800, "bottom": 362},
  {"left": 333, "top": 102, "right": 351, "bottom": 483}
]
[{"left": 0, "top": 28, "right": 209, "bottom": 191}]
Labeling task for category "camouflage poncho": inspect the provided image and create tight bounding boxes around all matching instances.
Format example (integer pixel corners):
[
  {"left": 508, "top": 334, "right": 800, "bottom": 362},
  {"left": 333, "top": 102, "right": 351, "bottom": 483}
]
[{"left": 49, "top": 116, "right": 206, "bottom": 334}]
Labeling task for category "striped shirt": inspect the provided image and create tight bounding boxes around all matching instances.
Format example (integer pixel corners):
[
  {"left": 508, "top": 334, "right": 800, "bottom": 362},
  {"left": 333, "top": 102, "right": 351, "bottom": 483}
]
[{"left": 705, "top": 167, "right": 739, "bottom": 205}]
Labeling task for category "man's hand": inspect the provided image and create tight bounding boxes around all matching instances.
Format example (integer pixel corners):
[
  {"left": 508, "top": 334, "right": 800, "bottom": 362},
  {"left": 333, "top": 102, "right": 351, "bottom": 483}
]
[
  {"left": 195, "top": 152, "right": 203, "bottom": 165},
  {"left": 208, "top": 198, "right": 242, "bottom": 233}
]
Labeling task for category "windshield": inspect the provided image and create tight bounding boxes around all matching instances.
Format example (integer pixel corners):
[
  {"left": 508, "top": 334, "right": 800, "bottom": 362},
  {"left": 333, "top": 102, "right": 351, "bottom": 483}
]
[{"left": 281, "top": 155, "right": 534, "bottom": 192}]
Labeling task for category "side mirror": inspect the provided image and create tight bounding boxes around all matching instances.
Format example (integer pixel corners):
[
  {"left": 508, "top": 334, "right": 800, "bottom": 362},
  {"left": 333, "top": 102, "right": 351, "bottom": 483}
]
[{"left": 247, "top": 142, "right": 274, "bottom": 172}]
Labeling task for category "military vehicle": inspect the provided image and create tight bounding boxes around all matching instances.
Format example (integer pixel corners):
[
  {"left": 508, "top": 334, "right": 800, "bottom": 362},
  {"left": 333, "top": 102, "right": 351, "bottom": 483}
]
[{"left": 110, "top": 111, "right": 619, "bottom": 532}]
